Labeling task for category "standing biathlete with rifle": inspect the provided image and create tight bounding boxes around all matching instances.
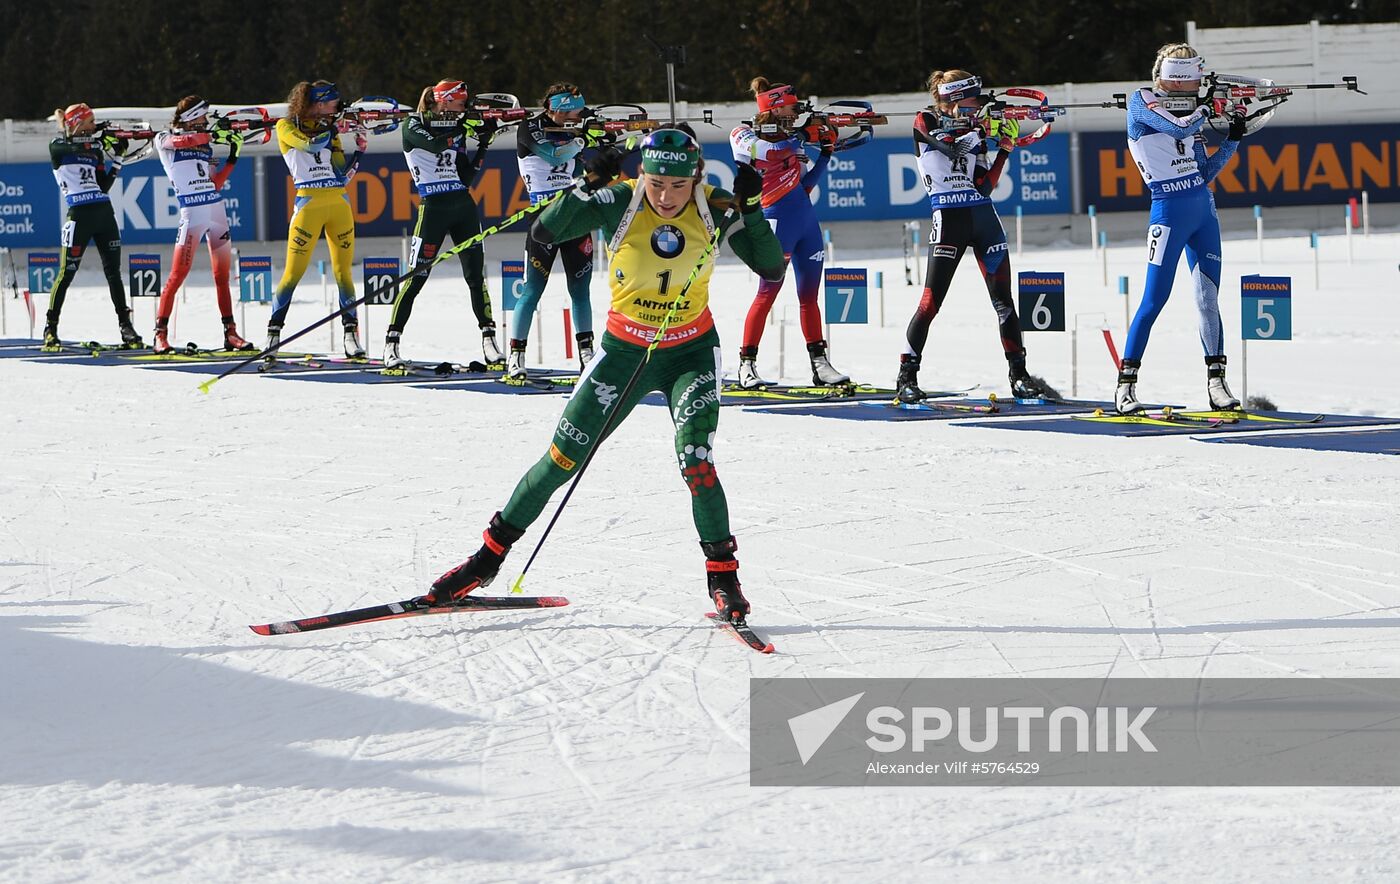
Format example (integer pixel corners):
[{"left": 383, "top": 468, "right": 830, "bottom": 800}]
[
  {"left": 265, "top": 80, "right": 367, "bottom": 361},
  {"left": 425, "top": 129, "right": 785, "bottom": 625},
  {"left": 730, "top": 78, "right": 848, "bottom": 389},
  {"left": 1115, "top": 44, "right": 1244, "bottom": 414},
  {"left": 43, "top": 103, "right": 147, "bottom": 350},
  {"left": 509, "top": 83, "right": 608, "bottom": 378},
  {"left": 896, "top": 70, "right": 1048, "bottom": 404},
  {"left": 151, "top": 95, "right": 251, "bottom": 354},
  {"left": 385, "top": 79, "right": 502, "bottom": 369}
]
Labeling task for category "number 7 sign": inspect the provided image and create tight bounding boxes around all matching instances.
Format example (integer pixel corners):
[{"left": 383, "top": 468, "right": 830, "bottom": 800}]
[{"left": 822, "top": 268, "right": 868, "bottom": 324}]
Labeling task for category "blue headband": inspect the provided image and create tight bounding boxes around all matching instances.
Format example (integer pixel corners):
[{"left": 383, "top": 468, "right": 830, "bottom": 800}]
[
  {"left": 547, "top": 92, "right": 585, "bottom": 112},
  {"left": 308, "top": 82, "right": 340, "bottom": 104}
]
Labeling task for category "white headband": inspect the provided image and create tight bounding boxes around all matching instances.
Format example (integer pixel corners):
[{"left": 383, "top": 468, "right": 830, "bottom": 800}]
[
  {"left": 178, "top": 101, "right": 210, "bottom": 123},
  {"left": 1158, "top": 56, "right": 1204, "bottom": 82},
  {"left": 938, "top": 75, "right": 982, "bottom": 98}
]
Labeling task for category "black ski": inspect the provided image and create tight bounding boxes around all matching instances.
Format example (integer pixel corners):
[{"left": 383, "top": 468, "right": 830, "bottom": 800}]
[
  {"left": 706, "top": 612, "right": 775, "bottom": 654},
  {"left": 250, "top": 594, "right": 569, "bottom": 635}
]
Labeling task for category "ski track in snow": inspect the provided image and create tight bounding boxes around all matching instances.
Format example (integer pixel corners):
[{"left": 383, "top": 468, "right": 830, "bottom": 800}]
[{"left": 2, "top": 230, "right": 1399, "bottom": 882}]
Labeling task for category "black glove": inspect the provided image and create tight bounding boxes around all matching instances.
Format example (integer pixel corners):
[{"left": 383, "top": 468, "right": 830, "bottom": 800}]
[
  {"left": 1227, "top": 110, "right": 1247, "bottom": 141},
  {"left": 581, "top": 145, "right": 624, "bottom": 193},
  {"left": 733, "top": 162, "right": 763, "bottom": 213}
]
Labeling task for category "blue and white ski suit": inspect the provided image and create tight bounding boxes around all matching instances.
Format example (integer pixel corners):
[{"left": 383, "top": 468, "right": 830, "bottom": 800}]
[{"left": 1123, "top": 88, "right": 1240, "bottom": 361}]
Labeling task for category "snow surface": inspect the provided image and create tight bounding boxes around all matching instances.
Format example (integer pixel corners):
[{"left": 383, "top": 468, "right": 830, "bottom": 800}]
[{"left": 2, "top": 226, "right": 1399, "bottom": 883}]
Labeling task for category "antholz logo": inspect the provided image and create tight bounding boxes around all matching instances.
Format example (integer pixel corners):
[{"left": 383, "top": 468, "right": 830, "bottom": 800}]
[{"left": 787, "top": 694, "right": 1158, "bottom": 764}]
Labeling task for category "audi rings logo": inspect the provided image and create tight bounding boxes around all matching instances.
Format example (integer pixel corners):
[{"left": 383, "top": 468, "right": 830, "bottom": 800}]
[
  {"left": 651, "top": 225, "right": 685, "bottom": 258},
  {"left": 555, "top": 418, "right": 590, "bottom": 446}
]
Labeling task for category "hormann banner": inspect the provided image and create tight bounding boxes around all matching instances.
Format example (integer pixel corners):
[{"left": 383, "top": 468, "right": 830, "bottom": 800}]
[
  {"left": 752, "top": 678, "right": 1400, "bottom": 786},
  {"left": 1082, "top": 122, "right": 1400, "bottom": 211},
  {"left": 0, "top": 158, "right": 256, "bottom": 247},
  {"left": 700, "top": 133, "right": 1072, "bottom": 220}
]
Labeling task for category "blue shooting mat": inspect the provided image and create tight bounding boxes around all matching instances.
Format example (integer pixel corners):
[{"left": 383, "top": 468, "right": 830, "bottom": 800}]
[
  {"left": 953, "top": 411, "right": 1400, "bottom": 438},
  {"left": 413, "top": 377, "right": 574, "bottom": 395},
  {"left": 0, "top": 342, "right": 151, "bottom": 360},
  {"left": 25, "top": 349, "right": 311, "bottom": 368},
  {"left": 1196, "top": 426, "right": 1400, "bottom": 455},
  {"left": 259, "top": 366, "right": 575, "bottom": 386},
  {"left": 741, "top": 399, "right": 1113, "bottom": 421}
]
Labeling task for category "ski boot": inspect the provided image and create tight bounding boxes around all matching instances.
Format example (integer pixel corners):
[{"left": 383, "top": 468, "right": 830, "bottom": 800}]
[
  {"left": 383, "top": 337, "right": 408, "bottom": 370},
  {"left": 808, "top": 340, "right": 850, "bottom": 387},
  {"left": 1115, "top": 358, "right": 1144, "bottom": 414},
  {"left": 222, "top": 319, "right": 253, "bottom": 352},
  {"left": 702, "top": 536, "right": 751, "bottom": 624},
  {"left": 343, "top": 325, "right": 366, "bottom": 359},
  {"left": 152, "top": 327, "right": 173, "bottom": 355},
  {"left": 426, "top": 513, "right": 526, "bottom": 605},
  {"left": 736, "top": 346, "right": 771, "bottom": 389},
  {"left": 895, "top": 353, "right": 924, "bottom": 404},
  {"left": 1206, "top": 356, "right": 1240, "bottom": 410},
  {"left": 41, "top": 317, "right": 61, "bottom": 352},
  {"left": 1008, "top": 352, "right": 1050, "bottom": 399},
  {"left": 506, "top": 339, "right": 527, "bottom": 380},
  {"left": 482, "top": 327, "right": 504, "bottom": 367},
  {"left": 118, "top": 322, "right": 144, "bottom": 350},
  {"left": 264, "top": 327, "right": 281, "bottom": 366},
  {"left": 576, "top": 331, "right": 595, "bottom": 370}
]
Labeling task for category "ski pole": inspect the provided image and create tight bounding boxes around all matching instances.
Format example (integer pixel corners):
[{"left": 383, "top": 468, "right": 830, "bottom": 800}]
[
  {"left": 196, "top": 188, "right": 572, "bottom": 394},
  {"left": 510, "top": 205, "right": 742, "bottom": 594}
]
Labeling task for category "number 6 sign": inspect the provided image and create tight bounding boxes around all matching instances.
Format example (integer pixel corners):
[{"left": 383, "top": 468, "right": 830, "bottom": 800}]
[{"left": 1017, "top": 272, "right": 1065, "bottom": 332}]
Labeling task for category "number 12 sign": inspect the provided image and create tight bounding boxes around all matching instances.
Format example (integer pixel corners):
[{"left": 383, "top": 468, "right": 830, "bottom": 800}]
[{"left": 1241, "top": 275, "right": 1292, "bottom": 341}]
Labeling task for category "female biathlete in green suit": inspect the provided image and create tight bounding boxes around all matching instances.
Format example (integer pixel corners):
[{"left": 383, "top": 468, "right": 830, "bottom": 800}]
[
  {"left": 425, "top": 128, "right": 783, "bottom": 624},
  {"left": 384, "top": 78, "right": 502, "bottom": 369}
]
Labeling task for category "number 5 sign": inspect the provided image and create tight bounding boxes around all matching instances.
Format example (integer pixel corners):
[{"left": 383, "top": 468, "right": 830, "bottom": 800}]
[
  {"left": 1017, "top": 272, "right": 1065, "bottom": 332},
  {"left": 823, "top": 268, "right": 868, "bottom": 324},
  {"left": 1240, "top": 275, "right": 1292, "bottom": 340}
]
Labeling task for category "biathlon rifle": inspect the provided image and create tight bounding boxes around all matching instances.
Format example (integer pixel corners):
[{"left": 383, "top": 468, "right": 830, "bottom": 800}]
[
  {"left": 208, "top": 106, "right": 279, "bottom": 144},
  {"left": 742, "top": 99, "right": 887, "bottom": 152},
  {"left": 542, "top": 103, "right": 720, "bottom": 141},
  {"left": 342, "top": 94, "right": 533, "bottom": 136},
  {"left": 66, "top": 120, "right": 157, "bottom": 146},
  {"left": 65, "top": 120, "right": 157, "bottom": 162},
  {"left": 1164, "top": 73, "right": 1365, "bottom": 136},
  {"left": 974, "top": 88, "right": 1128, "bottom": 146}
]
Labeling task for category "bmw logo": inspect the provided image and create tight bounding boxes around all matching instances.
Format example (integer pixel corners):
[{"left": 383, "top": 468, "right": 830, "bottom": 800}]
[
  {"left": 615, "top": 268, "right": 625, "bottom": 281},
  {"left": 1150, "top": 225, "right": 1163, "bottom": 237},
  {"left": 651, "top": 225, "right": 685, "bottom": 258}
]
